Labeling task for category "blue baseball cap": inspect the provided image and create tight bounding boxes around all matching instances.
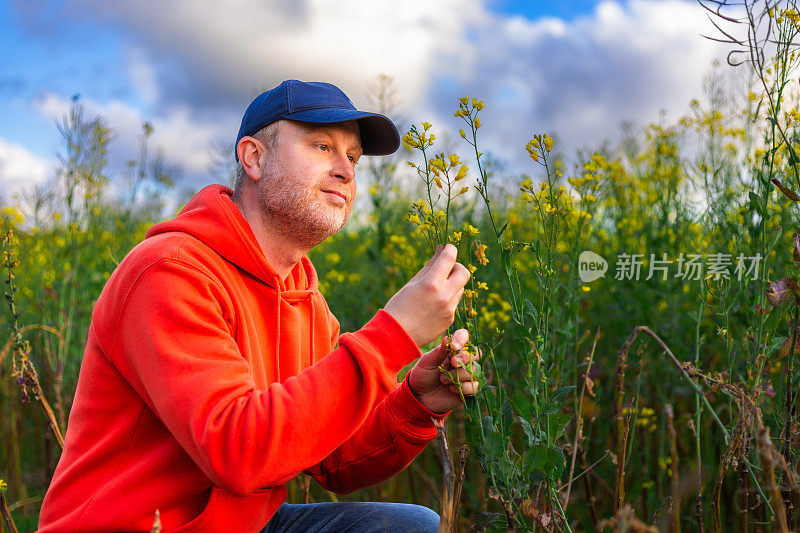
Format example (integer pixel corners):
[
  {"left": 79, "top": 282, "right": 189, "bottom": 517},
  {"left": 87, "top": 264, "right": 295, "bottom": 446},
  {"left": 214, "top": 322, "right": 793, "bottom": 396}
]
[{"left": 235, "top": 80, "right": 400, "bottom": 160}]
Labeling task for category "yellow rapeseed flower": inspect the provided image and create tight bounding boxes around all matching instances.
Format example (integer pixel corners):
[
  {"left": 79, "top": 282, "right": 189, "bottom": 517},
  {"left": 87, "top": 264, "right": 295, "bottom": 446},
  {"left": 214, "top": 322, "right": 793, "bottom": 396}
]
[
  {"left": 474, "top": 117, "right": 481, "bottom": 129},
  {"left": 475, "top": 244, "right": 488, "bottom": 266},
  {"left": 455, "top": 165, "right": 468, "bottom": 180},
  {"left": 422, "top": 121, "right": 432, "bottom": 131},
  {"left": 543, "top": 134, "right": 554, "bottom": 152}
]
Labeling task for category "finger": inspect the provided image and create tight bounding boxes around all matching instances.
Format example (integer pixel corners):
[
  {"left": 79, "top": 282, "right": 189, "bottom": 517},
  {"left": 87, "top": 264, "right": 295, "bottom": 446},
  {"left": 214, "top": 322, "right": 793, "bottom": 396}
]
[
  {"left": 459, "top": 381, "right": 480, "bottom": 395},
  {"left": 450, "top": 352, "right": 476, "bottom": 368},
  {"left": 449, "top": 329, "right": 469, "bottom": 351},
  {"left": 448, "top": 381, "right": 480, "bottom": 396},
  {"left": 453, "top": 348, "right": 481, "bottom": 367},
  {"left": 440, "top": 365, "right": 479, "bottom": 383},
  {"left": 446, "top": 262, "right": 471, "bottom": 290},
  {"left": 425, "top": 243, "right": 459, "bottom": 281},
  {"left": 417, "top": 341, "right": 450, "bottom": 370},
  {"left": 409, "top": 245, "right": 443, "bottom": 283}
]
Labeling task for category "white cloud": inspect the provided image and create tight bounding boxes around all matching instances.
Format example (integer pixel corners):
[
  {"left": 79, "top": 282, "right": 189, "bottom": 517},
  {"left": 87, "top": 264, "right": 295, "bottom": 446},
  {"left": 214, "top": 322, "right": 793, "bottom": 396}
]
[
  {"left": 407, "top": 0, "right": 726, "bottom": 175},
  {"left": 125, "top": 47, "right": 160, "bottom": 105},
  {"left": 64, "top": 0, "right": 484, "bottom": 113},
  {"left": 0, "top": 138, "right": 53, "bottom": 197},
  {"left": 16, "top": 0, "right": 734, "bottom": 190}
]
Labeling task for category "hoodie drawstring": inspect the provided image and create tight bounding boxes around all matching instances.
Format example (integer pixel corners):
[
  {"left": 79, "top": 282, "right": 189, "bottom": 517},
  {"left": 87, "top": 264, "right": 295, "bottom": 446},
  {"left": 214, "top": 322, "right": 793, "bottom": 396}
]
[
  {"left": 308, "top": 295, "right": 315, "bottom": 367},
  {"left": 273, "top": 276, "right": 281, "bottom": 383}
]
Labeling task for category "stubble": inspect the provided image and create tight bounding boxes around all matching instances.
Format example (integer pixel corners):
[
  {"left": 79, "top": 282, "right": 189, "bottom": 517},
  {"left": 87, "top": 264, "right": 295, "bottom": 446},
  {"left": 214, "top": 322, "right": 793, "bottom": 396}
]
[{"left": 256, "top": 161, "right": 352, "bottom": 249}]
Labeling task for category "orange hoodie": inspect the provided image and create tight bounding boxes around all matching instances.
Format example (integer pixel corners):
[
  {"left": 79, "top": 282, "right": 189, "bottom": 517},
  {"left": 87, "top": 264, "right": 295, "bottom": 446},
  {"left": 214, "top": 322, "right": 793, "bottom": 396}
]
[{"left": 39, "top": 185, "right": 443, "bottom": 532}]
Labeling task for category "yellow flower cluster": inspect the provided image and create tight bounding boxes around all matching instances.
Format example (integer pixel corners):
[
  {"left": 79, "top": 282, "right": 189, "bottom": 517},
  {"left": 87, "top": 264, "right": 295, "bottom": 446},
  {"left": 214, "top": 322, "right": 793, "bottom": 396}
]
[
  {"left": 402, "top": 122, "right": 435, "bottom": 150},
  {"left": 474, "top": 243, "right": 488, "bottom": 266},
  {"left": 524, "top": 134, "right": 555, "bottom": 163},
  {"left": 453, "top": 96, "right": 485, "bottom": 147},
  {"left": 519, "top": 178, "right": 575, "bottom": 218},
  {"left": 427, "top": 152, "right": 469, "bottom": 195},
  {"left": 770, "top": 7, "right": 800, "bottom": 25},
  {"left": 622, "top": 406, "right": 658, "bottom": 433}
]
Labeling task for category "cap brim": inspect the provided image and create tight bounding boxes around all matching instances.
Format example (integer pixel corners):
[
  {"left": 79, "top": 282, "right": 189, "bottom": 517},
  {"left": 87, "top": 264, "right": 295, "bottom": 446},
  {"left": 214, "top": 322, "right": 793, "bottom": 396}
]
[{"left": 283, "top": 109, "right": 400, "bottom": 156}]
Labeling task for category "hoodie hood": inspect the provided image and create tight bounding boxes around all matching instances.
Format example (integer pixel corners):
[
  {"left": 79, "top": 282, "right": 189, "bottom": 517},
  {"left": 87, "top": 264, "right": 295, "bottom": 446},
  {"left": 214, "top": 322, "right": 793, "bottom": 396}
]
[{"left": 145, "top": 184, "right": 317, "bottom": 293}]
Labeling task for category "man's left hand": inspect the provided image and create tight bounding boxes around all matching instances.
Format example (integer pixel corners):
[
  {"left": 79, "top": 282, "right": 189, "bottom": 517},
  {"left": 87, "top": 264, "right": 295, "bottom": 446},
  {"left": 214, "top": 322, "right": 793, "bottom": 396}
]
[{"left": 407, "top": 328, "right": 481, "bottom": 414}]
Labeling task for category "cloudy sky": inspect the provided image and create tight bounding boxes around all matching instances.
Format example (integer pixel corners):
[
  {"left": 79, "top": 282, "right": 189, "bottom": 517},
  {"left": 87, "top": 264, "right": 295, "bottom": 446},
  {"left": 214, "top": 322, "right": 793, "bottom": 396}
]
[{"left": 0, "top": 0, "right": 732, "bottom": 200}]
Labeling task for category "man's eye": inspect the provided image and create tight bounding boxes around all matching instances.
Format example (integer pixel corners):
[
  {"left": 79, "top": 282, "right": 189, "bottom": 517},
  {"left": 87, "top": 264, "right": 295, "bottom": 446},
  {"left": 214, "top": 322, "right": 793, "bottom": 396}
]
[{"left": 317, "top": 144, "right": 329, "bottom": 151}]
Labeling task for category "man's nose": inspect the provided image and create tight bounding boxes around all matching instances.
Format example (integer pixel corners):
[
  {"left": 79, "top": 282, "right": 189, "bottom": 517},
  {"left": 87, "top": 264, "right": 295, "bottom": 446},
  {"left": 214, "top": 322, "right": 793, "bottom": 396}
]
[{"left": 332, "top": 153, "right": 356, "bottom": 182}]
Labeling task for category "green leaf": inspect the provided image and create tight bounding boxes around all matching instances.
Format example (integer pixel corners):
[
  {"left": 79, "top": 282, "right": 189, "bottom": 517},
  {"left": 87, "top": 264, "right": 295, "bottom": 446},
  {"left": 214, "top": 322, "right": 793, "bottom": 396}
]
[
  {"left": 501, "top": 400, "right": 514, "bottom": 436},
  {"left": 526, "top": 444, "right": 566, "bottom": 482},
  {"left": 545, "top": 446, "right": 566, "bottom": 481},
  {"left": 547, "top": 408, "right": 574, "bottom": 441},
  {"left": 523, "top": 298, "right": 538, "bottom": 325},
  {"left": 517, "top": 416, "right": 536, "bottom": 446},
  {"left": 501, "top": 247, "right": 513, "bottom": 277},
  {"left": 763, "top": 305, "right": 784, "bottom": 336},
  {"left": 485, "top": 431, "right": 506, "bottom": 459},
  {"left": 513, "top": 321, "right": 529, "bottom": 348},
  {"left": 749, "top": 191, "right": 764, "bottom": 216},
  {"left": 497, "top": 220, "right": 509, "bottom": 241},
  {"left": 526, "top": 444, "right": 549, "bottom": 472},
  {"left": 511, "top": 389, "right": 533, "bottom": 421},
  {"left": 466, "top": 415, "right": 482, "bottom": 446},
  {"left": 766, "top": 225, "right": 783, "bottom": 257},
  {"left": 550, "top": 385, "right": 576, "bottom": 404}
]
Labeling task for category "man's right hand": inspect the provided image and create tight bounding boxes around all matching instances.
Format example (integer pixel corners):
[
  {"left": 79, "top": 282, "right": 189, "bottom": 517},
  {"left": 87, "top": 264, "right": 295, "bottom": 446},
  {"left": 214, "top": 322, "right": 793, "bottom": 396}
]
[{"left": 384, "top": 244, "right": 471, "bottom": 347}]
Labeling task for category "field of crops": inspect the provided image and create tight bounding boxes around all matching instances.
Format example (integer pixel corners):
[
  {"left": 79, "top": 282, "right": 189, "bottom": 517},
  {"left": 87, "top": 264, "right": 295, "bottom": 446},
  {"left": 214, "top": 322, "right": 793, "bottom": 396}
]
[{"left": 5, "top": 3, "right": 800, "bottom": 532}]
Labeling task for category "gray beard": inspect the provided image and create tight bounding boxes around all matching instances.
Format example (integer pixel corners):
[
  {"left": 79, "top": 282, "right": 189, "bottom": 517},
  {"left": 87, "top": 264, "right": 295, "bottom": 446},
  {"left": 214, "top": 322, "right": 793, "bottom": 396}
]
[{"left": 256, "top": 175, "right": 350, "bottom": 250}]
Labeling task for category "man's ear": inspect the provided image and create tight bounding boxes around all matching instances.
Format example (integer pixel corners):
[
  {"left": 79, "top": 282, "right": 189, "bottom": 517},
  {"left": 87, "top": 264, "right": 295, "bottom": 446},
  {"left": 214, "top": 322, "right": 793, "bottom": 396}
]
[{"left": 237, "top": 137, "right": 265, "bottom": 182}]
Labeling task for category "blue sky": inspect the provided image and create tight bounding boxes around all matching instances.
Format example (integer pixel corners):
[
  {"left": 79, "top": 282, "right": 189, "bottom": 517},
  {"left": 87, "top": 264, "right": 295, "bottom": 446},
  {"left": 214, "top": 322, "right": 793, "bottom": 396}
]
[
  {"left": 491, "top": 0, "right": 607, "bottom": 19},
  {"left": 0, "top": 0, "right": 729, "bottom": 200}
]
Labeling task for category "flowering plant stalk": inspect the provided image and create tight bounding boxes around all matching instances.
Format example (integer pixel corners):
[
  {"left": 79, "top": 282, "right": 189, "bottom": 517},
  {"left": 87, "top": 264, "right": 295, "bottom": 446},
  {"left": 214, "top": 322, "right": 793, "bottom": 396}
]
[{"left": 404, "top": 97, "right": 578, "bottom": 532}]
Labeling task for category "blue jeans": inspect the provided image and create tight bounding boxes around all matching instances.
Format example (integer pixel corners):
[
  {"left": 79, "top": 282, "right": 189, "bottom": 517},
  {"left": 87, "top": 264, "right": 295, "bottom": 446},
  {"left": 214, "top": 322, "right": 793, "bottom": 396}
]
[{"left": 261, "top": 501, "right": 440, "bottom": 533}]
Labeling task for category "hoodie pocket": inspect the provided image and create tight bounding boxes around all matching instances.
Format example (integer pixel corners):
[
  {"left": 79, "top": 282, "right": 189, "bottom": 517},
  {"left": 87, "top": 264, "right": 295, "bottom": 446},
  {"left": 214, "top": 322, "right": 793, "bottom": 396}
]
[{"left": 170, "top": 487, "right": 221, "bottom": 533}]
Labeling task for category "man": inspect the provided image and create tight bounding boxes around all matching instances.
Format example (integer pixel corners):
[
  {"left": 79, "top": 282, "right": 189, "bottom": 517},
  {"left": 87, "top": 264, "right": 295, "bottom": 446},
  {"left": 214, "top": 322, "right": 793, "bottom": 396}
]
[{"left": 38, "top": 79, "right": 479, "bottom": 532}]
